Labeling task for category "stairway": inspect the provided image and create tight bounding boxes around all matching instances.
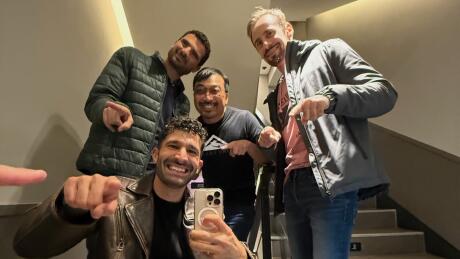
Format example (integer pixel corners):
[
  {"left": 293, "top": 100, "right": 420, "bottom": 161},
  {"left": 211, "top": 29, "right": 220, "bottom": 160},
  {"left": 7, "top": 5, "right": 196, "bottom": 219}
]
[
  {"left": 270, "top": 196, "right": 441, "bottom": 259},
  {"left": 265, "top": 192, "right": 443, "bottom": 259}
]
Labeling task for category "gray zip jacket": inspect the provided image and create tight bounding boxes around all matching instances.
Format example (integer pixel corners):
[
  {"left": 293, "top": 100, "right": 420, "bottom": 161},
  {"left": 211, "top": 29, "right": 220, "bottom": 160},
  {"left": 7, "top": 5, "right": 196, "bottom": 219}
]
[{"left": 265, "top": 39, "right": 398, "bottom": 212}]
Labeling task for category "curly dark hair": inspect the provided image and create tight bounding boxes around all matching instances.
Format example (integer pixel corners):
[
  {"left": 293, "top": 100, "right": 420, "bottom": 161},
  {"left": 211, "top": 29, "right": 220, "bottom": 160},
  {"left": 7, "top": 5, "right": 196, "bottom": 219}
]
[
  {"left": 159, "top": 117, "right": 208, "bottom": 149},
  {"left": 178, "top": 30, "right": 211, "bottom": 67}
]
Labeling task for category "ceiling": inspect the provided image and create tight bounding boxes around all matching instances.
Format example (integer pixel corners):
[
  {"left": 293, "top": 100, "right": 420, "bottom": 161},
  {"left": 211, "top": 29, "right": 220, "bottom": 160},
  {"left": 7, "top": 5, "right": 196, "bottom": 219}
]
[{"left": 272, "top": 0, "right": 356, "bottom": 21}]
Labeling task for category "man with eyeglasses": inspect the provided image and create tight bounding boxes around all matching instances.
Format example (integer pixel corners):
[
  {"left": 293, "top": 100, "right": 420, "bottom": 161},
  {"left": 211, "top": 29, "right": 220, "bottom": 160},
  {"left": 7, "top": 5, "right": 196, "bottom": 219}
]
[{"left": 192, "top": 67, "right": 268, "bottom": 241}]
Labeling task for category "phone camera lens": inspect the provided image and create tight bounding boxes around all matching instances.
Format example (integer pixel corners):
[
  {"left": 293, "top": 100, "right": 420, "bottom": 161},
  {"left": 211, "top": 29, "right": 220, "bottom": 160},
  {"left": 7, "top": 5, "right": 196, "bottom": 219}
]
[
  {"left": 213, "top": 198, "right": 221, "bottom": 205},
  {"left": 214, "top": 191, "right": 220, "bottom": 198},
  {"left": 207, "top": 195, "right": 213, "bottom": 202}
]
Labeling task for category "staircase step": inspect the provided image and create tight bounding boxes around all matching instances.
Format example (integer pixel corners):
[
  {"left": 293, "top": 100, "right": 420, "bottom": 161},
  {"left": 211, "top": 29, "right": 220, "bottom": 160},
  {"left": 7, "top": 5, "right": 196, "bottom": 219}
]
[
  {"left": 350, "top": 253, "right": 443, "bottom": 259},
  {"left": 269, "top": 213, "right": 286, "bottom": 235},
  {"left": 355, "top": 209, "right": 397, "bottom": 230},
  {"left": 359, "top": 197, "right": 377, "bottom": 209},
  {"left": 274, "top": 254, "right": 442, "bottom": 259},
  {"left": 270, "top": 209, "right": 399, "bottom": 233},
  {"left": 270, "top": 234, "right": 291, "bottom": 258},
  {"left": 351, "top": 229, "right": 425, "bottom": 255}
]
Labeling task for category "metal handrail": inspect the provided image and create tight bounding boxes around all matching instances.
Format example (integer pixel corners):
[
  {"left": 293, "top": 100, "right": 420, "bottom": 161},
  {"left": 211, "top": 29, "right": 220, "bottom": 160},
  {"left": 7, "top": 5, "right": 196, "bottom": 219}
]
[{"left": 247, "top": 165, "right": 275, "bottom": 259}]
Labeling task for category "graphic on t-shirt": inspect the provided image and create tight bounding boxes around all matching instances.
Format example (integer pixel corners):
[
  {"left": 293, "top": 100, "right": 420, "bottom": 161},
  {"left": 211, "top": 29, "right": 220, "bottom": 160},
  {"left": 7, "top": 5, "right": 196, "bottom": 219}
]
[
  {"left": 204, "top": 135, "right": 227, "bottom": 151},
  {"left": 278, "top": 81, "right": 290, "bottom": 129}
]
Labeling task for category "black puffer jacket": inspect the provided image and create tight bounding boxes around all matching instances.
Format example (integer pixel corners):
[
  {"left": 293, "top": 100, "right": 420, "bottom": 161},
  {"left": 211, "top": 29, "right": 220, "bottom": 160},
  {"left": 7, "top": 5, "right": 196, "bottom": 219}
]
[{"left": 76, "top": 47, "right": 190, "bottom": 178}]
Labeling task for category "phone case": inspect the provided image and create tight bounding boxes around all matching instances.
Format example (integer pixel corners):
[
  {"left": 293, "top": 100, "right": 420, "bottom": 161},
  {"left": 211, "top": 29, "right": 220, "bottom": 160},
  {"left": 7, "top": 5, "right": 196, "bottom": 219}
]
[{"left": 194, "top": 188, "right": 224, "bottom": 230}]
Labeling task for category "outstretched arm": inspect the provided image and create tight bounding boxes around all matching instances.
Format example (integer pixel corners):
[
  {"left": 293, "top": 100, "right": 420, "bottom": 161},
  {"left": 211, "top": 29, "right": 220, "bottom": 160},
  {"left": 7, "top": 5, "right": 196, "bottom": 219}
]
[{"left": 14, "top": 174, "right": 121, "bottom": 258}]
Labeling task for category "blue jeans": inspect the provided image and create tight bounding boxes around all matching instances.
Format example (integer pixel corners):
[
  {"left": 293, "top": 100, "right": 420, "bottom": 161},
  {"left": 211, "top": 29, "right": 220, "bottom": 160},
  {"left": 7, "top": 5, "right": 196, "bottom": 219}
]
[
  {"left": 224, "top": 203, "right": 255, "bottom": 241},
  {"left": 284, "top": 168, "right": 358, "bottom": 259}
]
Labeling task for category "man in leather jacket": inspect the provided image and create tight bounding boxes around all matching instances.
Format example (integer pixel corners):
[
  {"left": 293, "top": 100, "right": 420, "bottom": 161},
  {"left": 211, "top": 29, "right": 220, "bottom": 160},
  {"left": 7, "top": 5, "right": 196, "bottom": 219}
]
[
  {"left": 14, "top": 117, "right": 254, "bottom": 259},
  {"left": 247, "top": 7, "right": 397, "bottom": 259}
]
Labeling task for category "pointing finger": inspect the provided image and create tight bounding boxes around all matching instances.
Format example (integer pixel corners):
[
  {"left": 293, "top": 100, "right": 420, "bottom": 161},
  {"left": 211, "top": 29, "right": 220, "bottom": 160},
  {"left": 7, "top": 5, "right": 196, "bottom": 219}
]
[
  {"left": 0, "top": 165, "right": 47, "bottom": 186},
  {"left": 105, "top": 101, "right": 130, "bottom": 116}
]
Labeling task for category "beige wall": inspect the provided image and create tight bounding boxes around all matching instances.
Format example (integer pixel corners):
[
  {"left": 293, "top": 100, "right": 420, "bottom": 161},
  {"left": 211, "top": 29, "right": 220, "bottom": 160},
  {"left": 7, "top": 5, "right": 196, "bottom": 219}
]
[
  {"left": 371, "top": 124, "right": 460, "bottom": 250},
  {"left": 0, "top": 0, "right": 124, "bottom": 204},
  {"left": 0, "top": 0, "right": 125, "bottom": 257},
  {"left": 121, "top": 0, "right": 269, "bottom": 118},
  {"left": 305, "top": 0, "right": 460, "bottom": 248},
  {"left": 306, "top": 0, "right": 460, "bottom": 157}
]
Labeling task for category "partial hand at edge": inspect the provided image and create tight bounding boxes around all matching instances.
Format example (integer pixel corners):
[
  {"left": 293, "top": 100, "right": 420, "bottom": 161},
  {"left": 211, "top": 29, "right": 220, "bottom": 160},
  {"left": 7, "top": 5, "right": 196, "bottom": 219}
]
[{"left": 0, "top": 165, "right": 47, "bottom": 186}]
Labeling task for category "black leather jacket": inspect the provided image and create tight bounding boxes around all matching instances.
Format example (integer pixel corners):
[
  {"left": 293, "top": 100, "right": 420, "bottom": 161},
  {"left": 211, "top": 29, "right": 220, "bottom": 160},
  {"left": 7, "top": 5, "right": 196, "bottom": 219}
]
[{"left": 14, "top": 173, "right": 256, "bottom": 259}]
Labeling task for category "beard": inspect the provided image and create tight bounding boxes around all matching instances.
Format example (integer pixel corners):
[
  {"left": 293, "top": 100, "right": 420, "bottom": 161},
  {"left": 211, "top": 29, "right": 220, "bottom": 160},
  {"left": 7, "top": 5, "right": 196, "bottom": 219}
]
[
  {"left": 264, "top": 43, "right": 283, "bottom": 67},
  {"left": 168, "top": 48, "right": 191, "bottom": 76},
  {"left": 265, "top": 54, "right": 281, "bottom": 67}
]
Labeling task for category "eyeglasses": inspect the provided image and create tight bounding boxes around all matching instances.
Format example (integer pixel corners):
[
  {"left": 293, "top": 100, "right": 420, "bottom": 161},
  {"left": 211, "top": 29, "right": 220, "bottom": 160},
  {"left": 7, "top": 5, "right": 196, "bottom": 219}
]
[{"left": 193, "top": 87, "right": 224, "bottom": 97}]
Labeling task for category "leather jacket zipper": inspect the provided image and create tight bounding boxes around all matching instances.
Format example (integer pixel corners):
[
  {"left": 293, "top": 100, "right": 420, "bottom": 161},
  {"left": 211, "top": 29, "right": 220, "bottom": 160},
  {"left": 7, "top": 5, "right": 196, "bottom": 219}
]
[{"left": 116, "top": 207, "right": 125, "bottom": 252}]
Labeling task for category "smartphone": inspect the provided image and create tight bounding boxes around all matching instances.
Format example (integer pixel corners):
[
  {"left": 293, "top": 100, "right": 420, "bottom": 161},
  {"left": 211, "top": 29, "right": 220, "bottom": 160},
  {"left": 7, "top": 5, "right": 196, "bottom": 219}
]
[{"left": 194, "top": 188, "right": 224, "bottom": 230}]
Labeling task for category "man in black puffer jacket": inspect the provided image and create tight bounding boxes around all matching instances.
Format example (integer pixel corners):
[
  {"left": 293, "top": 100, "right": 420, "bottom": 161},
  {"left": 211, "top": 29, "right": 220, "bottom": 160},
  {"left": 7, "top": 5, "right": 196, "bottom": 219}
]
[{"left": 76, "top": 30, "right": 211, "bottom": 178}]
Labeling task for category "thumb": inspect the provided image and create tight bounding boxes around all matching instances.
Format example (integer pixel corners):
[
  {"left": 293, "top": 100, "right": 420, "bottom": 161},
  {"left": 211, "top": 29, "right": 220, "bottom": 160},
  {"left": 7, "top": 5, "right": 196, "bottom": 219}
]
[
  {"left": 201, "top": 214, "right": 232, "bottom": 235},
  {"left": 91, "top": 199, "right": 118, "bottom": 219},
  {"left": 289, "top": 103, "right": 302, "bottom": 117}
]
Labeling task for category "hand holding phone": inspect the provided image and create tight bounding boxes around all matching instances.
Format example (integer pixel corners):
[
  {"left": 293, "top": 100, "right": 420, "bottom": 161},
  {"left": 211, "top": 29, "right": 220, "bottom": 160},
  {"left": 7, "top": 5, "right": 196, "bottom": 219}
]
[{"left": 194, "top": 188, "right": 223, "bottom": 230}]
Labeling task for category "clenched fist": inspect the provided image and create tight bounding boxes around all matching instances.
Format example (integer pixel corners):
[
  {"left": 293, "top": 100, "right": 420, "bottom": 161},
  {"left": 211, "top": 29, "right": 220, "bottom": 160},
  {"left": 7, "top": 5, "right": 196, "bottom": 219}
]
[{"left": 258, "top": 126, "right": 281, "bottom": 148}]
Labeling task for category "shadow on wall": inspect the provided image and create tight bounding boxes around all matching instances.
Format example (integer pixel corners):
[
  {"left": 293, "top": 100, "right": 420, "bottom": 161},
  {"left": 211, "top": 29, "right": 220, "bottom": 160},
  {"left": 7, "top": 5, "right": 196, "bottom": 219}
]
[
  {"left": 1, "top": 114, "right": 86, "bottom": 259},
  {"left": 18, "top": 114, "right": 83, "bottom": 203}
]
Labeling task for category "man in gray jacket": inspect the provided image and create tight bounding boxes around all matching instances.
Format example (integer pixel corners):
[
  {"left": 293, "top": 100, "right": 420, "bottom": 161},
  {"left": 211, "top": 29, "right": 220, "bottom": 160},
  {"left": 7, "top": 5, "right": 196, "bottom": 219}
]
[
  {"left": 247, "top": 7, "right": 397, "bottom": 259},
  {"left": 76, "top": 30, "right": 211, "bottom": 178}
]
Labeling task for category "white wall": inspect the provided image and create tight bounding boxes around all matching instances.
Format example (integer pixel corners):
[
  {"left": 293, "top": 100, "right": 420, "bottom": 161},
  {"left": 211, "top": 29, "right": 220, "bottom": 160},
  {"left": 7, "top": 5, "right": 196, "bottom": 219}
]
[{"left": 306, "top": 0, "right": 460, "bottom": 157}]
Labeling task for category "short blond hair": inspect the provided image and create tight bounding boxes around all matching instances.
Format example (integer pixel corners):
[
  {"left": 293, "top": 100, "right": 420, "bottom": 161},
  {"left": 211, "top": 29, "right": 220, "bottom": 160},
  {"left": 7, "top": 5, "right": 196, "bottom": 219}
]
[{"left": 246, "top": 7, "right": 288, "bottom": 41}]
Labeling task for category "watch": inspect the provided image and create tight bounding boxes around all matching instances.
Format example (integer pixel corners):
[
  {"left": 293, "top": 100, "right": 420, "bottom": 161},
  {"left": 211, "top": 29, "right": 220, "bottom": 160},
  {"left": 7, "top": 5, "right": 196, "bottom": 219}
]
[{"left": 316, "top": 88, "right": 337, "bottom": 113}]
